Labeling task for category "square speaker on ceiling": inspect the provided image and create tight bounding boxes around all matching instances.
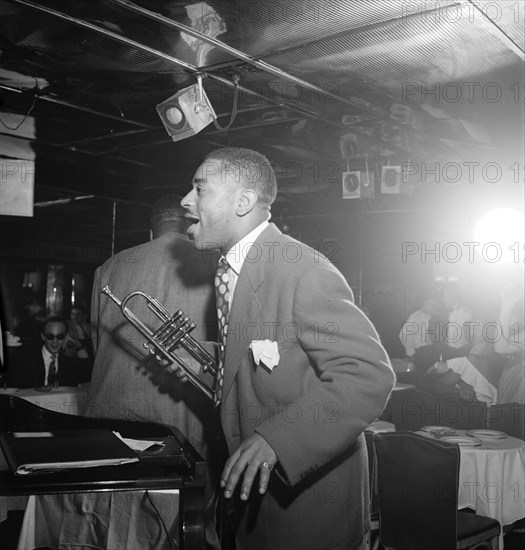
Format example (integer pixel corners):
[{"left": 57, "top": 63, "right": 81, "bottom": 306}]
[
  {"left": 342, "top": 171, "right": 375, "bottom": 199},
  {"left": 342, "top": 171, "right": 361, "bottom": 199},
  {"left": 381, "top": 166, "right": 401, "bottom": 194},
  {"left": 339, "top": 132, "right": 360, "bottom": 159},
  {"left": 156, "top": 83, "right": 217, "bottom": 142}
]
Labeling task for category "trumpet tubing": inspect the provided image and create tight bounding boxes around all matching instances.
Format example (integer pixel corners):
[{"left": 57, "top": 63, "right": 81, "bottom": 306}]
[{"left": 101, "top": 285, "right": 217, "bottom": 400}]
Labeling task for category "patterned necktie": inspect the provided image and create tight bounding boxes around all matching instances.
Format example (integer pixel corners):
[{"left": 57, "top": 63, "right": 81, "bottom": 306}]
[
  {"left": 48, "top": 354, "right": 58, "bottom": 387},
  {"left": 214, "top": 256, "right": 230, "bottom": 406}
]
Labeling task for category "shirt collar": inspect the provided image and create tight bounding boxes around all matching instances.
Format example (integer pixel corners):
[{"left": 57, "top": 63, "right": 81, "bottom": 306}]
[
  {"left": 42, "top": 346, "right": 56, "bottom": 361},
  {"left": 225, "top": 220, "right": 269, "bottom": 276}
]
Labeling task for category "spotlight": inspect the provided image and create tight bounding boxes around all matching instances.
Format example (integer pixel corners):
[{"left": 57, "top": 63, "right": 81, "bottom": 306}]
[
  {"left": 157, "top": 76, "right": 217, "bottom": 142},
  {"left": 474, "top": 208, "right": 524, "bottom": 264}
]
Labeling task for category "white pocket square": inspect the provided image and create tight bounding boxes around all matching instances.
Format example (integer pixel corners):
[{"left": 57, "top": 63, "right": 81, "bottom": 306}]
[{"left": 250, "top": 340, "right": 280, "bottom": 371}]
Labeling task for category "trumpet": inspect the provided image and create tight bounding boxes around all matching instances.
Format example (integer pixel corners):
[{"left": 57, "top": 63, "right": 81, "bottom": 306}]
[{"left": 101, "top": 286, "right": 217, "bottom": 401}]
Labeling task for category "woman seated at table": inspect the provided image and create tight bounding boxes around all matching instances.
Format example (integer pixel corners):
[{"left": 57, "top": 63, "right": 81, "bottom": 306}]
[
  {"left": 64, "top": 305, "right": 94, "bottom": 361},
  {"left": 6, "top": 316, "right": 93, "bottom": 389}
]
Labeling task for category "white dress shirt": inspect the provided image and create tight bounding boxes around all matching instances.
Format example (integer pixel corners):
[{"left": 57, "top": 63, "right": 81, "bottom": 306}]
[
  {"left": 399, "top": 309, "right": 432, "bottom": 357},
  {"left": 222, "top": 220, "right": 269, "bottom": 306},
  {"left": 447, "top": 305, "right": 473, "bottom": 348}
]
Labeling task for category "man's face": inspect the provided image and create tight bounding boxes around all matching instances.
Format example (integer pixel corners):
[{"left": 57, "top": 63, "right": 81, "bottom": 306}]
[
  {"left": 70, "top": 308, "right": 85, "bottom": 324},
  {"left": 41, "top": 321, "right": 66, "bottom": 354},
  {"left": 181, "top": 158, "right": 243, "bottom": 252},
  {"left": 423, "top": 298, "right": 439, "bottom": 316}
]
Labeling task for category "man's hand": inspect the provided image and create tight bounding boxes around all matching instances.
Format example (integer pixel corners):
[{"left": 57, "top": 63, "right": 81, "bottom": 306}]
[
  {"left": 158, "top": 358, "right": 189, "bottom": 383},
  {"left": 221, "top": 433, "right": 277, "bottom": 501},
  {"left": 458, "top": 387, "right": 476, "bottom": 401}
]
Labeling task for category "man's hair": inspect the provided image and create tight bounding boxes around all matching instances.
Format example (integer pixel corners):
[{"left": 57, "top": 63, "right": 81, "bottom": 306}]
[
  {"left": 44, "top": 316, "right": 67, "bottom": 333},
  {"left": 150, "top": 195, "right": 185, "bottom": 230},
  {"left": 204, "top": 147, "right": 277, "bottom": 208}
]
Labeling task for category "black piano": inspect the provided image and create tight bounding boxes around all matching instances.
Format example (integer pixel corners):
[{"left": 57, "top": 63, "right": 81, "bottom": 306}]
[{"left": 0, "top": 394, "right": 206, "bottom": 550}]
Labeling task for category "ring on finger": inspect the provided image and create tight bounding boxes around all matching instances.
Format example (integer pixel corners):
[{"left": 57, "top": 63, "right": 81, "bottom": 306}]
[{"left": 261, "top": 461, "right": 273, "bottom": 471}]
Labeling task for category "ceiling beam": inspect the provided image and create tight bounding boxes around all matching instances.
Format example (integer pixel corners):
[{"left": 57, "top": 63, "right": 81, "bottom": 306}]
[
  {"left": 0, "top": 128, "right": 152, "bottom": 167},
  {"left": 52, "top": 105, "right": 282, "bottom": 148},
  {"left": 465, "top": 0, "right": 525, "bottom": 60},
  {"left": 8, "top": 0, "right": 439, "bottom": 158},
  {"left": 254, "top": 2, "right": 464, "bottom": 59},
  {"left": 0, "top": 83, "right": 153, "bottom": 129},
  {"left": 110, "top": 0, "right": 420, "bottom": 131}
]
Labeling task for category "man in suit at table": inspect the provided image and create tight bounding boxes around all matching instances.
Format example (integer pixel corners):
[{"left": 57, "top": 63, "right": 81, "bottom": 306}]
[
  {"left": 180, "top": 147, "right": 395, "bottom": 550},
  {"left": 7, "top": 316, "right": 92, "bottom": 388}
]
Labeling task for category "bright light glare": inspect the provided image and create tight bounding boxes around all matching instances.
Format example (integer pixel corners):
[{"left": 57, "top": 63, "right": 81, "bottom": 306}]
[{"left": 474, "top": 208, "right": 524, "bottom": 264}]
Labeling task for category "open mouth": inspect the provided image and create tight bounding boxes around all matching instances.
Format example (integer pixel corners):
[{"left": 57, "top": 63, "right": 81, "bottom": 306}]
[
  {"left": 185, "top": 213, "right": 200, "bottom": 234},
  {"left": 184, "top": 213, "right": 200, "bottom": 225}
]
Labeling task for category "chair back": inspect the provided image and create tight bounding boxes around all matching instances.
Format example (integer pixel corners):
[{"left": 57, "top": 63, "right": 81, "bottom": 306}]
[
  {"left": 364, "top": 431, "right": 379, "bottom": 516},
  {"left": 487, "top": 403, "right": 525, "bottom": 440},
  {"left": 374, "top": 431, "right": 459, "bottom": 550}
]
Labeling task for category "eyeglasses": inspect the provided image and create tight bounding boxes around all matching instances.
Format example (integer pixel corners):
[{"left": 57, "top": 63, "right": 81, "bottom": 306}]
[{"left": 45, "top": 333, "right": 66, "bottom": 341}]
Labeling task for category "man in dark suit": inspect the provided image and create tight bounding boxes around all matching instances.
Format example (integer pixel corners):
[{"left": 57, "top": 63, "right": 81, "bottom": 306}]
[
  {"left": 181, "top": 148, "right": 395, "bottom": 550},
  {"left": 7, "top": 316, "right": 92, "bottom": 388}
]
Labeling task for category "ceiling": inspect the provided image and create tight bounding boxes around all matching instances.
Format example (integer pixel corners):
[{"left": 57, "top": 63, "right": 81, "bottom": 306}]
[{"left": 0, "top": 0, "right": 524, "bottom": 256}]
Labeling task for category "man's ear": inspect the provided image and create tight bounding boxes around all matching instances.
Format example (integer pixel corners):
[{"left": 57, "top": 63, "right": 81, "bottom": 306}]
[{"left": 237, "top": 188, "right": 258, "bottom": 216}]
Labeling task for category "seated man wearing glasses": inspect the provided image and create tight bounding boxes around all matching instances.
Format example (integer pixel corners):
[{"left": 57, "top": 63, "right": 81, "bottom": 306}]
[{"left": 7, "top": 316, "right": 93, "bottom": 388}]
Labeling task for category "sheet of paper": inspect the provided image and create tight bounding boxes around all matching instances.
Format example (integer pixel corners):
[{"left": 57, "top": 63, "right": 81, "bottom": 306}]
[{"left": 112, "top": 432, "right": 165, "bottom": 452}]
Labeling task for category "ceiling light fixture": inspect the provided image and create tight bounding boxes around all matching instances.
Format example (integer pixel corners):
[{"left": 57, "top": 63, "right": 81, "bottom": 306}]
[
  {"left": 157, "top": 73, "right": 240, "bottom": 141},
  {"left": 156, "top": 73, "right": 217, "bottom": 142}
]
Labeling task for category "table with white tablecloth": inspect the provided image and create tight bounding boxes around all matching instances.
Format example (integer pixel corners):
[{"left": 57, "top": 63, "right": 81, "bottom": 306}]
[
  {"left": 456, "top": 430, "right": 525, "bottom": 548},
  {"left": 420, "top": 428, "right": 525, "bottom": 549}
]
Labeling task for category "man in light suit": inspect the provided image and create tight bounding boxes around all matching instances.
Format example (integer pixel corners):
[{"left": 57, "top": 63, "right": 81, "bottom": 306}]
[
  {"left": 83, "top": 195, "right": 226, "bottom": 549},
  {"left": 181, "top": 148, "right": 395, "bottom": 550}
]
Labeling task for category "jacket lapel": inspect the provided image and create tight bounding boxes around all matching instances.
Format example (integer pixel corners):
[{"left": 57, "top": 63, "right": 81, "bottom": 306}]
[{"left": 221, "top": 224, "right": 280, "bottom": 402}]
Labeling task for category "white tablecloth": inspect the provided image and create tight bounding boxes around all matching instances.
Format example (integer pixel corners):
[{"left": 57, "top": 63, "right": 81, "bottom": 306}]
[
  {"left": 0, "top": 385, "right": 89, "bottom": 415},
  {"left": 17, "top": 491, "right": 180, "bottom": 550},
  {"left": 418, "top": 429, "right": 524, "bottom": 548},
  {"left": 455, "top": 430, "right": 525, "bottom": 549}
]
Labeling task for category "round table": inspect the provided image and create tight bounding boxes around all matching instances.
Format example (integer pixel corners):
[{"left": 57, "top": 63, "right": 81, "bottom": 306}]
[
  {"left": 419, "top": 428, "right": 525, "bottom": 549},
  {"left": 455, "top": 429, "right": 525, "bottom": 548}
]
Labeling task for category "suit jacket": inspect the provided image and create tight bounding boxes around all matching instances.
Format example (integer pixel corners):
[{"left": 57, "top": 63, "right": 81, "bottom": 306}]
[
  {"left": 7, "top": 345, "right": 92, "bottom": 388},
  {"left": 221, "top": 224, "right": 395, "bottom": 550},
  {"left": 84, "top": 231, "right": 227, "bottom": 549},
  {"left": 85, "top": 231, "right": 223, "bottom": 455}
]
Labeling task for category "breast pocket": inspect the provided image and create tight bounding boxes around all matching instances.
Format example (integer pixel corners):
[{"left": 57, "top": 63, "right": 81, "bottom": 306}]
[{"left": 250, "top": 340, "right": 304, "bottom": 403}]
